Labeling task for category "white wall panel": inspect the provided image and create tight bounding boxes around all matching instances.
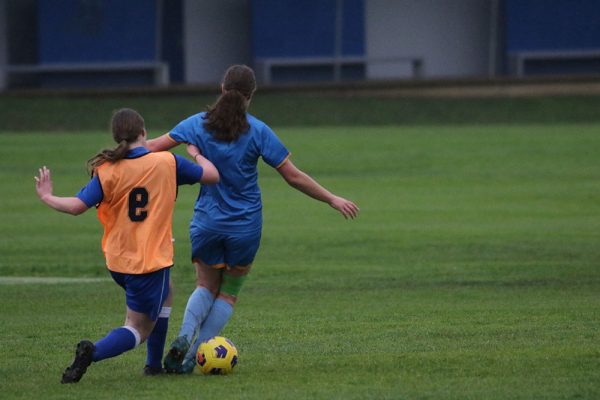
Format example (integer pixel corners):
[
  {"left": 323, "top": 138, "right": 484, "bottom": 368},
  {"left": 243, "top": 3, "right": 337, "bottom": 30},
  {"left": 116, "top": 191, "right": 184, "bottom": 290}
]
[
  {"left": 183, "top": 0, "right": 250, "bottom": 84},
  {"left": 366, "top": 0, "right": 492, "bottom": 79},
  {"left": 0, "top": 0, "right": 7, "bottom": 90}
]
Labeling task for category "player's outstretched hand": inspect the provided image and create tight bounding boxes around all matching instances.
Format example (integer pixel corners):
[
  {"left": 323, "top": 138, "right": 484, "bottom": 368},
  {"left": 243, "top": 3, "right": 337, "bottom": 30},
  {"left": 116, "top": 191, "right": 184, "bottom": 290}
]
[
  {"left": 34, "top": 166, "right": 53, "bottom": 200},
  {"left": 329, "top": 196, "right": 359, "bottom": 220}
]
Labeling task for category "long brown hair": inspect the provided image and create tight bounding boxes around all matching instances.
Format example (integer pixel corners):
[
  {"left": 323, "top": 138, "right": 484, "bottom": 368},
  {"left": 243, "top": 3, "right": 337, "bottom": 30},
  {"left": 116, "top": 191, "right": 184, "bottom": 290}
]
[
  {"left": 87, "top": 108, "right": 145, "bottom": 173},
  {"left": 203, "top": 65, "right": 256, "bottom": 142}
]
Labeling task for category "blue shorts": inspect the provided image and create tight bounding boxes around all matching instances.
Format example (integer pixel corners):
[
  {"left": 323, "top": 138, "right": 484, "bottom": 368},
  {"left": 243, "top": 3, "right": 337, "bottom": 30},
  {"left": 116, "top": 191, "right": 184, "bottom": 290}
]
[
  {"left": 110, "top": 267, "right": 170, "bottom": 321},
  {"left": 190, "top": 227, "right": 261, "bottom": 268}
]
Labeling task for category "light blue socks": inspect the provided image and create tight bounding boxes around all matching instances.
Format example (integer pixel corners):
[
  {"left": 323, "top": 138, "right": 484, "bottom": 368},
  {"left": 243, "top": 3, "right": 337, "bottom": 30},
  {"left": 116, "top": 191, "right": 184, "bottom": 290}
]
[
  {"left": 185, "top": 299, "right": 233, "bottom": 361},
  {"left": 178, "top": 287, "right": 215, "bottom": 341}
]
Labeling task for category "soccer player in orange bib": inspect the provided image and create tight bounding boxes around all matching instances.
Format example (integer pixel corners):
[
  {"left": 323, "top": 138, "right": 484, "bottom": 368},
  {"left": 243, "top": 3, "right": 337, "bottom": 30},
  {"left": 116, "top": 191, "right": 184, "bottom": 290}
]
[{"left": 34, "top": 108, "right": 219, "bottom": 383}]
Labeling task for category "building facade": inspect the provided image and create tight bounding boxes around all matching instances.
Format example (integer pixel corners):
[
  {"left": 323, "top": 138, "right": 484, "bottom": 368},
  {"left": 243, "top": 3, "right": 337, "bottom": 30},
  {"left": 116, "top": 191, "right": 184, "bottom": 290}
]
[{"left": 0, "top": 0, "right": 599, "bottom": 90}]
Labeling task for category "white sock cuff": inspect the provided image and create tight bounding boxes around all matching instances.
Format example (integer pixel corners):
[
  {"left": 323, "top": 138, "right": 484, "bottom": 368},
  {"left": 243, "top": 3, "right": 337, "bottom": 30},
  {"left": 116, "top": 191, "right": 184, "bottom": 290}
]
[
  {"left": 159, "top": 306, "right": 172, "bottom": 318},
  {"left": 123, "top": 325, "right": 141, "bottom": 347}
]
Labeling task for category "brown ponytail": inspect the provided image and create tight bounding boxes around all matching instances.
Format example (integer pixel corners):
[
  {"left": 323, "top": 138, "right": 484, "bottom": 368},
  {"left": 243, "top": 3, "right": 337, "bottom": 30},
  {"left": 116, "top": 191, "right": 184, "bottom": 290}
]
[
  {"left": 87, "top": 108, "right": 145, "bottom": 174},
  {"left": 204, "top": 65, "right": 257, "bottom": 142}
]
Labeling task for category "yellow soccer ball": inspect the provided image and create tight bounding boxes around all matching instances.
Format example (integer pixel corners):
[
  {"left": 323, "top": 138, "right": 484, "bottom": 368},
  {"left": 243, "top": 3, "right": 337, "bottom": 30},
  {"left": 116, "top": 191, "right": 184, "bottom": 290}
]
[{"left": 196, "top": 336, "right": 239, "bottom": 375}]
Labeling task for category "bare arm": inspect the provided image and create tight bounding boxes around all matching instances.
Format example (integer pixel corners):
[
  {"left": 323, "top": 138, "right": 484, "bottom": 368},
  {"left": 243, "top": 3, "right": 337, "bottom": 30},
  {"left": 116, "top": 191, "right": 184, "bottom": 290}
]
[
  {"left": 34, "top": 166, "right": 88, "bottom": 215},
  {"left": 277, "top": 159, "right": 359, "bottom": 219},
  {"left": 186, "top": 144, "right": 220, "bottom": 184},
  {"left": 148, "top": 134, "right": 219, "bottom": 184},
  {"left": 146, "top": 133, "right": 179, "bottom": 152}
]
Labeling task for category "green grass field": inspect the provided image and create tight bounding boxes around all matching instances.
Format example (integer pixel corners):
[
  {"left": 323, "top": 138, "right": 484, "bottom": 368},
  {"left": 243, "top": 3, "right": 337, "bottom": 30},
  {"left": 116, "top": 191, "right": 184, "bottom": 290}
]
[
  {"left": 3, "top": 93, "right": 600, "bottom": 131},
  {"left": 1, "top": 122, "right": 600, "bottom": 399}
]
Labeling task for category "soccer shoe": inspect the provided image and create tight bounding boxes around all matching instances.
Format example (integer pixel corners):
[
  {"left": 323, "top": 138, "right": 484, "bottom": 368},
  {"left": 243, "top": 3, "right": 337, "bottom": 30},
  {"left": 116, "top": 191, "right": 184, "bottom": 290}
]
[
  {"left": 61, "top": 340, "right": 95, "bottom": 384},
  {"left": 163, "top": 336, "right": 190, "bottom": 373},
  {"left": 179, "top": 358, "right": 196, "bottom": 375},
  {"left": 143, "top": 365, "right": 166, "bottom": 376}
]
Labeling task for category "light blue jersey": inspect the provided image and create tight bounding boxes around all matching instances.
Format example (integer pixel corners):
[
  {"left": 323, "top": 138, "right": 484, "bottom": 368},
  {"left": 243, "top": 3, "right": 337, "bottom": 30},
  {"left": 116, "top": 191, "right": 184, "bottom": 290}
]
[{"left": 169, "top": 112, "right": 290, "bottom": 234}]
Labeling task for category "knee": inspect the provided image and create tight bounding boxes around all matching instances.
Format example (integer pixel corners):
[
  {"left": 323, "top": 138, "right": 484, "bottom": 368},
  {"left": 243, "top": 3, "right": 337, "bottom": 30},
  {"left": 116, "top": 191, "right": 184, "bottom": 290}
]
[
  {"left": 129, "top": 323, "right": 153, "bottom": 344},
  {"left": 197, "top": 282, "right": 219, "bottom": 297},
  {"left": 164, "top": 281, "right": 174, "bottom": 307},
  {"left": 217, "top": 292, "right": 237, "bottom": 306},
  {"left": 138, "top": 330, "right": 151, "bottom": 344},
  {"left": 193, "top": 260, "right": 221, "bottom": 296}
]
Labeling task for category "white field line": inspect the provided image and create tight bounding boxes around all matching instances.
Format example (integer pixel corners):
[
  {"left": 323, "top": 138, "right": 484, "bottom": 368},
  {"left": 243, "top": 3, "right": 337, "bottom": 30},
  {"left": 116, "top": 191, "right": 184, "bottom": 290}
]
[{"left": 0, "top": 276, "right": 111, "bottom": 285}]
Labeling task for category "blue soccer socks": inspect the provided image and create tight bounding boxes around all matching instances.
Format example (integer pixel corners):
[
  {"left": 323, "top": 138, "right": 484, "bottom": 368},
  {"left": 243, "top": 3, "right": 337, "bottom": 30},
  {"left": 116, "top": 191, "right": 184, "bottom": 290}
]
[
  {"left": 178, "top": 287, "right": 215, "bottom": 340},
  {"left": 145, "top": 307, "right": 171, "bottom": 369},
  {"left": 185, "top": 299, "right": 233, "bottom": 362},
  {"left": 93, "top": 326, "right": 140, "bottom": 362}
]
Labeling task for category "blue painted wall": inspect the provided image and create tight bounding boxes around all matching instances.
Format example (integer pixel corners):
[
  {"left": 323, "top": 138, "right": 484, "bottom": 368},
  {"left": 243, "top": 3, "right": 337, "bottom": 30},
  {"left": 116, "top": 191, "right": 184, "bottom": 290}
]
[
  {"left": 38, "top": 0, "right": 157, "bottom": 63},
  {"left": 342, "top": 0, "right": 364, "bottom": 56},
  {"left": 505, "top": 0, "right": 600, "bottom": 52},
  {"left": 251, "top": 0, "right": 364, "bottom": 58},
  {"left": 161, "top": 0, "right": 184, "bottom": 82}
]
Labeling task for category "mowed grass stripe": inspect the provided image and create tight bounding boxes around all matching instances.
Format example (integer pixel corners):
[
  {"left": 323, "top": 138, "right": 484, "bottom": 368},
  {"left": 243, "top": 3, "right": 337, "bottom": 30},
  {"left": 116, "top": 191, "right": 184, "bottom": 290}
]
[
  {"left": 0, "top": 276, "right": 111, "bottom": 285},
  {"left": 0, "top": 124, "right": 599, "bottom": 399}
]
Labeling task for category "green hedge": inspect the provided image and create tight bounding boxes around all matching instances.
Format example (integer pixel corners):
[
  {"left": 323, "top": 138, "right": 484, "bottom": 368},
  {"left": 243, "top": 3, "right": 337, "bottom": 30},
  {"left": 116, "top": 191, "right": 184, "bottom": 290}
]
[{"left": 2, "top": 92, "right": 600, "bottom": 131}]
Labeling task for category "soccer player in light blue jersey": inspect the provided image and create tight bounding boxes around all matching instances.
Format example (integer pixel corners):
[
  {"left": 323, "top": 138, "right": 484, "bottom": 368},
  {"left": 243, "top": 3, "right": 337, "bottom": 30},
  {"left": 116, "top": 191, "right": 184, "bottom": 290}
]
[{"left": 147, "top": 65, "right": 359, "bottom": 373}]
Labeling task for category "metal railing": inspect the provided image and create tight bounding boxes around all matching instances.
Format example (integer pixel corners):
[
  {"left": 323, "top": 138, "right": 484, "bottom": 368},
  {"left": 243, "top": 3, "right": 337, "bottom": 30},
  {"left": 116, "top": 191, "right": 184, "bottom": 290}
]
[
  {"left": 510, "top": 49, "right": 600, "bottom": 77},
  {"left": 4, "top": 61, "right": 170, "bottom": 87},
  {"left": 255, "top": 56, "right": 423, "bottom": 84}
]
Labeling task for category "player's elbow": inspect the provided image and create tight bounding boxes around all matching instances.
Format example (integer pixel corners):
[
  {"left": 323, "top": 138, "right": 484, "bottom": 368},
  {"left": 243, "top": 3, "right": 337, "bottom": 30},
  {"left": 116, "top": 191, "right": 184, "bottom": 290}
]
[
  {"left": 68, "top": 202, "right": 89, "bottom": 216},
  {"left": 278, "top": 161, "right": 305, "bottom": 188},
  {"left": 283, "top": 171, "right": 304, "bottom": 189},
  {"left": 201, "top": 168, "right": 220, "bottom": 184}
]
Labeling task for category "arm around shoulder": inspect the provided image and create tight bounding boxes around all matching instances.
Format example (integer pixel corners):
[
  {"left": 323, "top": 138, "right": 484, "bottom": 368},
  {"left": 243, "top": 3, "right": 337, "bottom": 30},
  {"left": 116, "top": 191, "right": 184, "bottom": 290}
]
[
  {"left": 146, "top": 133, "right": 179, "bottom": 152},
  {"left": 186, "top": 145, "right": 219, "bottom": 184},
  {"left": 195, "top": 154, "right": 220, "bottom": 184}
]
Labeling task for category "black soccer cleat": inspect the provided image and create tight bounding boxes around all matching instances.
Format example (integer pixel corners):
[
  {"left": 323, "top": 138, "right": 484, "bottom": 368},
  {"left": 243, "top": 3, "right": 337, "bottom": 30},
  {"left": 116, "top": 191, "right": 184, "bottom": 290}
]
[
  {"left": 163, "top": 336, "right": 190, "bottom": 373},
  {"left": 143, "top": 365, "right": 166, "bottom": 376},
  {"left": 61, "top": 340, "right": 95, "bottom": 384}
]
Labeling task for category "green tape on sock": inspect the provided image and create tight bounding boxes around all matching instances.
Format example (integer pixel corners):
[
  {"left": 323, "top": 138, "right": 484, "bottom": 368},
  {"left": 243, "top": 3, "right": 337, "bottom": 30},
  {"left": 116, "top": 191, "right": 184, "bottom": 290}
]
[{"left": 220, "top": 274, "right": 247, "bottom": 297}]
